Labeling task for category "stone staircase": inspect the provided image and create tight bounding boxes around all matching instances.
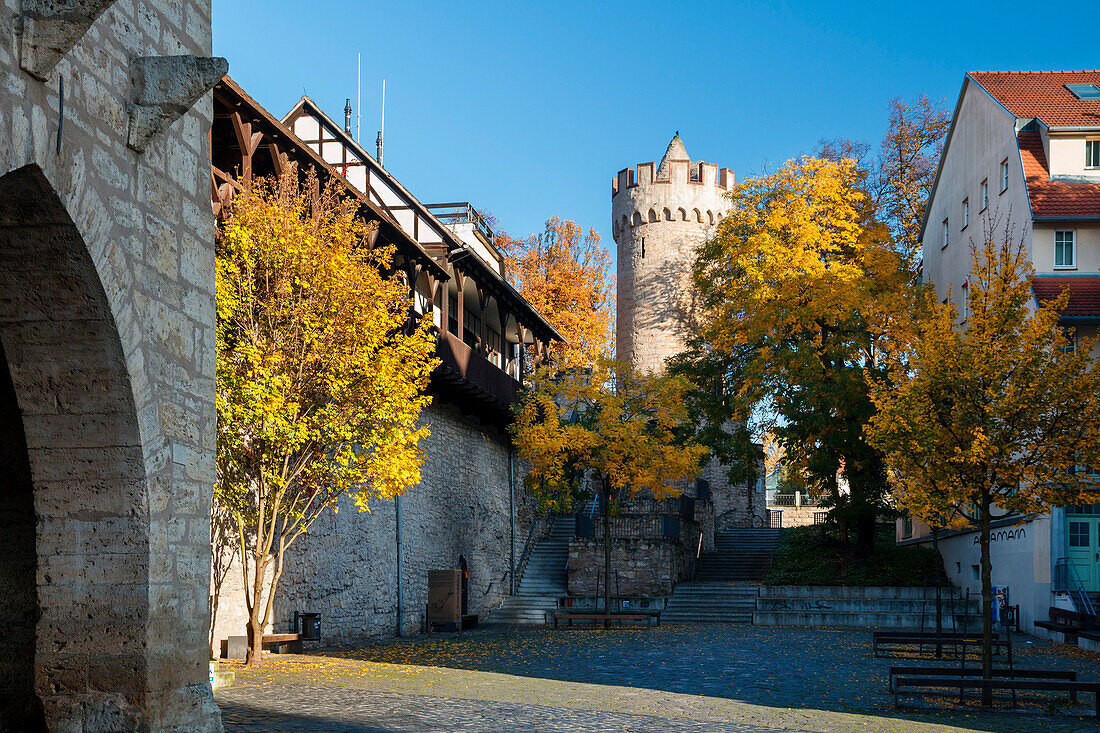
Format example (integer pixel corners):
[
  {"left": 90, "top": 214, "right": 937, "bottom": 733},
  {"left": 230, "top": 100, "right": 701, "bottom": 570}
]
[
  {"left": 693, "top": 528, "right": 782, "bottom": 582},
  {"left": 660, "top": 527, "right": 780, "bottom": 624},
  {"left": 485, "top": 516, "right": 573, "bottom": 625},
  {"left": 661, "top": 582, "right": 758, "bottom": 624}
]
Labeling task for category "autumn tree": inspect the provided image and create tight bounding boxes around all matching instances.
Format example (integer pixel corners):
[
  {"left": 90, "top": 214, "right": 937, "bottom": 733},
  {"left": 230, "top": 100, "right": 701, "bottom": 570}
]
[
  {"left": 511, "top": 359, "right": 707, "bottom": 622},
  {"left": 671, "top": 157, "right": 914, "bottom": 554},
  {"left": 867, "top": 227, "right": 1100, "bottom": 693},
  {"left": 820, "top": 96, "right": 949, "bottom": 269},
  {"left": 874, "top": 96, "right": 950, "bottom": 266},
  {"left": 216, "top": 172, "right": 437, "bottom": 664},
  {"left": 498, "top": 217, "right": 613, "bottom": 370}
]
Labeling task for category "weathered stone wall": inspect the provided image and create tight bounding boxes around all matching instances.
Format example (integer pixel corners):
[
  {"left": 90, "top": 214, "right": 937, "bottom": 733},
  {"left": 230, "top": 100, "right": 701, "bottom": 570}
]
[
  {"left": 0, "top": 2, "right": 221, "bottom": 730},
  {"left": 568, "top": 536, "right": 693, "bottom": 598},
  {"left": 211, "top": 398, "right": 529, "bottom": 649},
  {"left": 707, "top": 456, "right": 766, "bottom": 533}
]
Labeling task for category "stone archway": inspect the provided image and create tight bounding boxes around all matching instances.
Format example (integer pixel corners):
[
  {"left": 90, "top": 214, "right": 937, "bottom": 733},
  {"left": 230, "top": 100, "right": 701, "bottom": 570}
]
[{"left": 0, "top": 165, "right": 154, "bottom": 730}]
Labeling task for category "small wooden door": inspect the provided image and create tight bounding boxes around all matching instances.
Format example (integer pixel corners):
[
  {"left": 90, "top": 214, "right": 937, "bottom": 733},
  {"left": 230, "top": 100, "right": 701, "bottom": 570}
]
[{"left": 1068, "top": 518, "right": 1100, "bottom": 592}]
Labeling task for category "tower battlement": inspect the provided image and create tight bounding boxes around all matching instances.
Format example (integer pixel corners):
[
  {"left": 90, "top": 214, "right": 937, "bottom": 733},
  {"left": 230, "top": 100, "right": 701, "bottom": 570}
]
[
  {"left": 612, "top": 159, "right": 734, "bottom": 196},
  {"left": 611, "top": 134, "right": 733, "bottom": 374}
]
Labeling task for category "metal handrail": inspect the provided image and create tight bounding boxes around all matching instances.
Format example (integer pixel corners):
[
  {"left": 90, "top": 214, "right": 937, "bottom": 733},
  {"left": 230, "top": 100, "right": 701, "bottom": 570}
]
[
  {"left": 1055, "top": 558, "right": 1096, "bottom": 616},
  {"left": 425, "top": 202, "right": 495, "bottom": 245},
  {"left": 514, "top": 518, "right": 543, "bottom": 592}
]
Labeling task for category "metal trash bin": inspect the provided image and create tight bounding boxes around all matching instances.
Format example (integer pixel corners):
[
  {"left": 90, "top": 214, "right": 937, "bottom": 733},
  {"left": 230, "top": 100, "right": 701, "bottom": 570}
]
[{"left": 295, "top": 612, "right": 321, "bottom": 641}]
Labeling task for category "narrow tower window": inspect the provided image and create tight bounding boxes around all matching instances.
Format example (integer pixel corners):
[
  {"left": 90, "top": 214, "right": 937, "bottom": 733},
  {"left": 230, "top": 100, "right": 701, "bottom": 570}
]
[{"left": 641, "top": 237, "right": 645, "bottom": 259}]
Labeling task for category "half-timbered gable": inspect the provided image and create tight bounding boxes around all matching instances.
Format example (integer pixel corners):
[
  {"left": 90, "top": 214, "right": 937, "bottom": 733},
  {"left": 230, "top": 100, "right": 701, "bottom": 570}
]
[{"left": 210, "top": 77, "right": 560, "bottom": 650}]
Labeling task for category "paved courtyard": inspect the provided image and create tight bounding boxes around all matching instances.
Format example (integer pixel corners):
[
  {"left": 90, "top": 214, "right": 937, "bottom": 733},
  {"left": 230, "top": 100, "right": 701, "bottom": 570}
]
[{"left": 216, "top": 626, "right": 1100, "bottom": 732}]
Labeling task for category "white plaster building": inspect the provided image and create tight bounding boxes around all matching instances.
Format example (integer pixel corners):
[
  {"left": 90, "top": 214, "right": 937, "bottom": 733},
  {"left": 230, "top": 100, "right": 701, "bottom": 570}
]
[{"left": 905, "top": 71, "right": 1100, "bottom": 648}]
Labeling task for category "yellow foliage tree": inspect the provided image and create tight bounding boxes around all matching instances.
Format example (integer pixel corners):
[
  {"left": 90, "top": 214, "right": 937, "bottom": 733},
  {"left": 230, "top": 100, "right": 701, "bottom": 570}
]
[
  {"left": 216, "top": 173, "right": 438, "bottom": 664},
  {"left": 511, "top": 359, "right": 707, "bottom": 622},
  {"left": 867, "top": 225, "right": 1100, "bottom": 690},
  {"left": 498, "top": 217, "right": 613, "bottom": 370}
]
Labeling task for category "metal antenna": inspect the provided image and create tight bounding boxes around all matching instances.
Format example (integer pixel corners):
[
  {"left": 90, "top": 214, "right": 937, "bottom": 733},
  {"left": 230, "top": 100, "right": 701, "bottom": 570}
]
[
  {"left": 376, "top": 79, "right": 385, "bottom": 166},
  {"left": 356, "top": 53, "right": 361, "bottom": 143}
]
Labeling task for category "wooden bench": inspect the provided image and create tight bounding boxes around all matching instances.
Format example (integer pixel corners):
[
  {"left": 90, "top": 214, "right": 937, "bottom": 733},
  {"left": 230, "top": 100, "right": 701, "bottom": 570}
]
[
  {"left": 1035, "top": 606, "right": 1099, "bottom": 644},
  {"left": 873, "top": 633, "right": 1011, "bottom": 660},
  {"left": 893, "top": 676, "right": 1100, "bottom": 717},
  {"left": 888, "top": 666, "right": 1078, "bottom": 699},
  {"left": 874, "top": 630, "right": 998, "bottom": 642},
  {"left": 261, "top": 633, "right": 302, "bottom": 654},
  {"left": 553, "top": 612, "right": 660, "bottom": 628}
]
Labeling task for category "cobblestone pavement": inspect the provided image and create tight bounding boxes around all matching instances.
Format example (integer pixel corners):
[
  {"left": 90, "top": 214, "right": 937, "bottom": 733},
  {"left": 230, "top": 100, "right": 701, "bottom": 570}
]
[
  {"left": 218, "top": 687, "right": 799, "bottom": 732},
  {"left": 217, "top": 626, "right": 1100, "bottom": 733}
]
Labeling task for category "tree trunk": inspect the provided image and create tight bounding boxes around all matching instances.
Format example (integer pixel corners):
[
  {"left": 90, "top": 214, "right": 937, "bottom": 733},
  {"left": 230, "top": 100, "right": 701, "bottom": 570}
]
[
  {"left": 931, "top": 526, "right": 942, "bottom": 658},
  {"left": 245, "top": 552, "right": 269, "bottom": 666},
  {"left": 602, "top": 483, "right": 611, "bottom": 629},
  {"left": 854, "top": 509, "right": 876, "bottom": 558},
  {"left": 979, "top": 501, "right": 994, "bottom": 707},
  {"left": 246, "top": 612, "right": 264, "bottom": 667}
]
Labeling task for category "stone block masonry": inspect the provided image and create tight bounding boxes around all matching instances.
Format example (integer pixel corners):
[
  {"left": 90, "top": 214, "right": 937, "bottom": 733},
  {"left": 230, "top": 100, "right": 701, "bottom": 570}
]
[
  {"left": 0, "top": 1, "right": 222, "bottom": 730},
  {"left": 211, "top": 399, "right": 531, "bottom": 648},
  {"left": 569, "top": 537, "right": 693, "bottom": 598}
]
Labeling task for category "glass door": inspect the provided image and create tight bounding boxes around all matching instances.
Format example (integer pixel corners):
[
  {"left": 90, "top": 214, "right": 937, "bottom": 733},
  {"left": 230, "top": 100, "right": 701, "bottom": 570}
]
[{"left": 1068, "top": 518, "right": 1100, "bottom": 592}]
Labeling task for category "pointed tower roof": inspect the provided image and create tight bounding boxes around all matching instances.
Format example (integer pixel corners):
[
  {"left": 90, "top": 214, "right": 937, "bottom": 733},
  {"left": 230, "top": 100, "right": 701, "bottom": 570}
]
[{"left": 656, "top": 132, "right": 689, "bottom": 179}]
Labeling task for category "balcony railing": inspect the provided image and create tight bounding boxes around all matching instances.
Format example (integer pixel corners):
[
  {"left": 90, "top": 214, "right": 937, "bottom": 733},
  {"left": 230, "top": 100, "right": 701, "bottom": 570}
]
[
  {"left": 433, "top": 330, "right": 520, "bottom": 415},
  {"left": 771, "top": 491, "right": 824, "bottom": 508},
  {"left": 574, "top": 513, "right": 686, "bottom": 540},
  {"left": 426, "top": 202, "right": 495, "bottom": 246}
]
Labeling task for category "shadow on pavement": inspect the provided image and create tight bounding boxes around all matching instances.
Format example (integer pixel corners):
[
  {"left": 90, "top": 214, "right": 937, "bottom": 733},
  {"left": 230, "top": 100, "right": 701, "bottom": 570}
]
[{"left": 309, "top": 625, "right": 1100, "bottom": 733}]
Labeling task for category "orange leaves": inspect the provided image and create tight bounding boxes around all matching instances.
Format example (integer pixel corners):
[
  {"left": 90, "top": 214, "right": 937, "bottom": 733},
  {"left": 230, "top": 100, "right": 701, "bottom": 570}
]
[
  {"left": 499, "top": 217, "right": 613, "bottom": 371},
  {"left": 511, "top": 360, "right": 707, "bottom": 509},
  {"left": 867, "top": 227, "right": 1100, "bottom": 524}
]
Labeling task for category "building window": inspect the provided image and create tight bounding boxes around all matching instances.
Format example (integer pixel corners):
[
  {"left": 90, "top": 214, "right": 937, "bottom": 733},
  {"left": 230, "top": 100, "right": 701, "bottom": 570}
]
[
  {"left": 447, "top": 296, "right": 458, "bottom": 336},
  {"left": 1062, "top": 330, "right": 1077, "bottom": 355},
  {"left": 486, "top": 326, "right": 502, "bottom": 355},
  {"left": 961, "top": 282, "right": 969, "bottom": 320},
  {"left": 1001, "top": 159, "right": 1009, "bottom": 192},
  {"left": 463, "top": 308, "right": 481, "bottom": 348},
  {"left": 1069, "top": 521, "right": 1090, "bottom": 547},
  {"left": 1087, "top": 140, "right": 1100, "bottom": 169},
  {"left": 981, "top": 179, "right": 989, "bottom": 210},
  {"left": 962, "top": 198, "right": 969, "bottom": 230},
  {"left": 1055, "top": 230, "right": 1076, "bottom": 269},
  {"left": 901, "top": 516, "right": 913, "bottom": 538},
  {"left": 942, "top": 218, "right": 949, "bottom": 249}
]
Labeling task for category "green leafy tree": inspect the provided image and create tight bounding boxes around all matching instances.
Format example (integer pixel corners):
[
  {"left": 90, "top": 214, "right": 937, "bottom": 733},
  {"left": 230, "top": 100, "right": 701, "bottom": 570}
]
[{"left": 672, "top": 157, "right": 913, "bottom": 554}]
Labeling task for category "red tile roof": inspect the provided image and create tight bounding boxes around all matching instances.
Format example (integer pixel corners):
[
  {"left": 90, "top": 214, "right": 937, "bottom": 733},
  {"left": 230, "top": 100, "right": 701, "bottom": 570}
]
[
  {"left": 969, "top": 70, "right": 1100, "bottom": 127},
  {"left": 1032, "top": 277, "right": 1100, "bottom": 318},
  {"left": 1016, "top": 131, "right": 1100, "bottom": 218}
]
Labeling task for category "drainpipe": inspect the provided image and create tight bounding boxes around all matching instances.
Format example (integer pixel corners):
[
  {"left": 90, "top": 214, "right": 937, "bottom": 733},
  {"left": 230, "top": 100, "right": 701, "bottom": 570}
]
[
  {"left": 396, "top": 495, "right": 403, "bottom": 636},
  {"left": 509, "top": 445, "right": 516, "bottom": 595}
]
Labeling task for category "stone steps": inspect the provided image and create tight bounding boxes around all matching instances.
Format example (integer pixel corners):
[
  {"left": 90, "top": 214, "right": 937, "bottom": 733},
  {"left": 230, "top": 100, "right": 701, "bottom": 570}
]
[
  {"left": 484, "top": 595, "right": 557, "bottom": 625},
  {"left": 696, "top": 527, "right": 783, "bottom": 583},
  {"left": 494, "top": 516, "right": 574, "bottom": 623},
  {"left": 661, "top": 582, "right": 758, "bottom": 624}
]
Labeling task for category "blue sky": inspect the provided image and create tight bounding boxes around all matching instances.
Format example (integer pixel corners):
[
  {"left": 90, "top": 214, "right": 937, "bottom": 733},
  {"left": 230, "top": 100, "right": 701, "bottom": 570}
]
[{"left": 214, "top": 0, "right": 1097, "bottom": 248}]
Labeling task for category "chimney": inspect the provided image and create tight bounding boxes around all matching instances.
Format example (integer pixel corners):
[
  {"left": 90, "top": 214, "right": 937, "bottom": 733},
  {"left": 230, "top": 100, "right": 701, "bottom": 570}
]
[{"left": 344, "top": 99, "right": 352, "bottom": 133}]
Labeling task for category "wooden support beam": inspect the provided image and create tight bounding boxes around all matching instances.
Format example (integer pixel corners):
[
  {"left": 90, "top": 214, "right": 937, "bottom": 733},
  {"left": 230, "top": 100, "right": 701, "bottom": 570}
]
[
  {"left": 230, "top": 111, "right": 264, "bottom": 185},
  {"left": 454, "top": 271, "right": 466, "bottom": 339}
]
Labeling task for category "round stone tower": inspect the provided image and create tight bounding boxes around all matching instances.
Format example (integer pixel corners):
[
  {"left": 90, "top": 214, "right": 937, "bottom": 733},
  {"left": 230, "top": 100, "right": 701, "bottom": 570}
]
[{"left": 612, "top": 134, "right": 734, "bottom": 372}]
